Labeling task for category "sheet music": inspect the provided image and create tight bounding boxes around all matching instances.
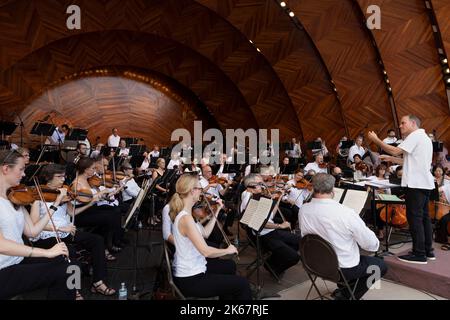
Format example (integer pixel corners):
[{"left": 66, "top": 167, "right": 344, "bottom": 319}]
[
  {"left": 342, "top": 189, "right": 369, "bottom": 215},
  {"left": 365, "top": 179, "right": 399, "bottom": 189},
  {"left": 248, "top": 197, "right": 274, "bottom": 231},
  {"left": 240, "top": 199, "right": 259, "bottom": 225},
  {"left": 333, "top": 187, "right": 345, "bottom": 203}
]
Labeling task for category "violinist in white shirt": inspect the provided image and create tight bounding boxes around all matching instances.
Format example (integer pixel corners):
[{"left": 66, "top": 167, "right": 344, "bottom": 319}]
[{"left": 382, "top": 129, "right": 398, "bottom": 145}]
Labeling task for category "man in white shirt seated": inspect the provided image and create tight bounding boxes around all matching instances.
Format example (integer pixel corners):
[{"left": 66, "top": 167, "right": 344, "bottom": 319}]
[
  {"left": 312, "top": 137, "right": 329, "bottom": 157},
  {"left": 117, "top": 139, "right": 130, "bottom": 157},
  {"left": 49, "top": 124, "right": 69, "bottom": 145},
  {"left": 241, "top": 174, "right": 301, "bottom": 277},
  {"left": 348, "top": 136, "right": 366, "bottom": 163},
  {"left": 149, "top": 145, "right": 160, "bottom": 158},
  {"left": 282, "top": 169, "right": 311, "bottom": 227},
  {"left": 382, "top": 129, "right": 398, "bottom": 145},
  {"left": 299, "top": 173, "right": 387, "bottom": 300},
  {"left": 107, "top": 128, "right": 120, "bottom": 148},
  {"left": 304, "top": 154, "right": 328, "bottom": 174},
  {"left": 167, "top": 153, "right": 181, "bottom": 170}
]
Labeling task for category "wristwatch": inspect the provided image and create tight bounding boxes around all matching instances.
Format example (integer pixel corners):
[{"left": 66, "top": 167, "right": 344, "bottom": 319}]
[{"left": 50, "top": 205, "right": 58, "bottom": 211}]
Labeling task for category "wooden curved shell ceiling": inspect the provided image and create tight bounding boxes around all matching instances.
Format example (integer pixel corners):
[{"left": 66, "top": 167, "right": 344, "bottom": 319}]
[{"left": 0, "top": 0, "right": 449, "bottom": 148}]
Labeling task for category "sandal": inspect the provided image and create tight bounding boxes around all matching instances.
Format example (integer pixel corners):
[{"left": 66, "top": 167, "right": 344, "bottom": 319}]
[
  {"left": 441, "top": 244, "right": 450, "bottom": 251},
  {"left": 91, "top": 281, "right": 116, "bottom": 296},
  {"left": 104, "top": 250, "right": 117, "bottom": 261}
]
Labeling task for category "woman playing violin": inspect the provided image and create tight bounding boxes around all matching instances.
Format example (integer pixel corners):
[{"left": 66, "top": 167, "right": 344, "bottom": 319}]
[
  {"left": 0, "top": 150, "right": 75, "bottom": 300},
  {"left": 149, "top": 158, "right": 168, "bottom": 226},
  {"left": 283, "top": 169, "right": 312, "bottom": 226},
  {"left": 30, "top": 164, "right": 116, "bottom": 296},
  {"left": 71, "top": 157, "right": 123, "bottom": 260}
]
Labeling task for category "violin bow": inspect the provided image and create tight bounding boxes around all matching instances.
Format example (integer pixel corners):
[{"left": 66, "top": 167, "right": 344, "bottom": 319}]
[
  {"left": 70, "top": 171, "right": 79, "bottom": 240},
  {"left": 32, "top": 177, "right": 71, "bottom": 263}
]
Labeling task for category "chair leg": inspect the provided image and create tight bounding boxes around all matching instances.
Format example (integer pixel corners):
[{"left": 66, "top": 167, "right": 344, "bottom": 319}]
[{"left": 306, "top": 274, "right": 325, "bottom": 300}]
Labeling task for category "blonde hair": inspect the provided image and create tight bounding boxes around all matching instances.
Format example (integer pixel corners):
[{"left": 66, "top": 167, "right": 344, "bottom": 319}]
[
  {"left": 169, "top": 174, "right": 199, "bottom": 222},
  {"left": 156, "top": 158, "right": 165, "bottom": 167}
]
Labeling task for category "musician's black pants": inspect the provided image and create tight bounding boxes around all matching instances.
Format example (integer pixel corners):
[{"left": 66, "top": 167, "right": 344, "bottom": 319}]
[
  {"left": 339, "top": 255, "right": 387, "bottom": 300},
  {"left": 74, "top": 205, "right": 122, "bottom": 250},
  {"left": 435, "top": 213, "right": 450, "bottom": 244},
  {"left": 261, "top": 230, "right": 300, "bottom": 275},
  {"left": 405, "top": 188, "right": 433, "bottom": 257},
  {"left": 174, "top": 259, "right": 252, "bottom": 300},
  {"left": 33, "top": 231, "right": 107, "bottom": 283},
  {"left": 0, "top": 256, "right": 76, "bottom": 300}
]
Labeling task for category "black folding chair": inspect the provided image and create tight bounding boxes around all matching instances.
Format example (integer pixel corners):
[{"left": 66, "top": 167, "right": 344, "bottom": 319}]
[{"left": 299, "top": 234, "right": 358, "bottom": 300}]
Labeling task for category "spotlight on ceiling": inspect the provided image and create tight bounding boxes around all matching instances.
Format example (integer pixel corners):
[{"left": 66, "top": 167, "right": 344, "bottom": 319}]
[
  {"left": 289, "top": 11, "right": 295, "bottom": 17},
  {"left": 280, "top": 2, "right": 286, "bottom": 7}
]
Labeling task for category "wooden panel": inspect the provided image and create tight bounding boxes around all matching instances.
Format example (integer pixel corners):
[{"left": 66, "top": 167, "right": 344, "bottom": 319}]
[
  {"left": 196, "top": 0, "right": 346, "bottom": 148},
  {"left": 292, "top": 0, "right": 395, "bottom": 141},
  {"left": 0, "top": 0, "right": 299, "bottom": 140},
  {"left": 357, "top": 0, "right": 450, "bottom": 144},
  {"left": 10, "top": 76, "right": 196, "bottom": 148}
]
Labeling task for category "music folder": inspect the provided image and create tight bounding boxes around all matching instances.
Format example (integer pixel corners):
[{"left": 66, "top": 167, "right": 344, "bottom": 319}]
[{"left": 240, "top": 197, "right": 276, "bottom": 233}]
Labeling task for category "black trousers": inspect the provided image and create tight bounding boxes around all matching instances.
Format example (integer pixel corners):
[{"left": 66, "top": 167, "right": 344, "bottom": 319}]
[
  {"left": 435, "top": 214, "right": 450, "bottom": 244},
  {"left": 174, "top": 259, "right": 252, "bottom": 300},
  {"left": 260, "top": 229, "right": 301, "bottom": 275},
  {"left": 0, "top": 256, "right": 76, "bottom": 300},
  {"left": 340, "top": 255, "right": 388, "bottom": 300},
  {"left": 405, "top": 188, "right": 433, "bottom": 257},
  {"left": 74, "top": 205, "right": 122, "bottom": 249},
  {"left": 34, "top": 230, "right": 107, "bottom": 283}
]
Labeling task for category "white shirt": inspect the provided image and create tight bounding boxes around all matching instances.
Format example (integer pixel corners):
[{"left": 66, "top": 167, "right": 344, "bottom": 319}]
[
  {"left": 107, "top": 134, "right": 120, "bottom": 148},
  {"left": 299, "top": 198, "right": 379, "bottom": 268},
  {"left": 199, "top": 177, "right": 223, "bottom": 198},
  {"left": 96, "top": 186, "right": 119, "bottom": 207},
  {"left": 240, "top": 191, "right": 274, "bottom": 236},
  {"left": 286, "top": 143, "right": 301, "bottom": 158},
  {"left": 140, "top": 158, "right": 150, "bottom": 171},
  {"left": 348, "top": 145, "right": 366, "bottom": 162},
  {"left": 149, "top": 150, "right": 160, "bottom": 158},
  {"left": 172, "top": 211, "right": 207, "bottom": 277},
  {"left": 383, "top": 137, "right": 397, "bottom": 145},
  {"left": 285, "top": 179, "right": 311, "bottom": 208},
  {"left": 118, "top": 148, "right": 129, "bottom": 157},
  {"left": 441, "top": 184, "right": 450, "bottom": 203},
  {"left": 50, "top": 128, "right": 65, "bottom": 145},
  {"left": 162, "top": 204, "right": 172, "bottom": 242},
  {"left": 0, "top": 199, "right": 26, "bottom": 270},
  {"left": 167, "top": 159, "right": 180, "bottom": 169},
  {"left": 32, "top": 202, "right": 70, "bottom": 241},
  {"left": 121, "top": 178, "right": 141, "bottom": 202},
  {"left": 398, "top": 129, "right": 434, "bottom": 189},
  {"left": 303, "top": 162, "right": 327, "bottom": 174}
]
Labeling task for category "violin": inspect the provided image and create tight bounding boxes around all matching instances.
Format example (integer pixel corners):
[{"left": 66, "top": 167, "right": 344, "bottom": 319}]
[
  {"left": 7, "top": 184, "right": 93, "bottom": 206},
  {"left": 294, "top": 179, "right": 313, "bottom": 190},
  {"left": 355, "top": 162, "right": 369, "bottom": 172},
  {"left": 318, "top": 162, "right": 328, "bottom": 169},
  {"left": 208, "top": 175, "right": 228, "bottom": 186}
]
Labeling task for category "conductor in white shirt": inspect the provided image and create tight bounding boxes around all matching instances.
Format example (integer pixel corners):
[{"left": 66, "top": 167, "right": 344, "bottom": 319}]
[
  {"left": 299, "top": 173, "right": 386, "bottom": 300},
  {"left": 369, "top": 114, "right": 435, "bottom": 264},
  {"left": 107, "top": 128, "right": 120, "bottom": 148}
]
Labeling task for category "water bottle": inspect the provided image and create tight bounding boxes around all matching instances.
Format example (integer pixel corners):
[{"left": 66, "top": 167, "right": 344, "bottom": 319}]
[{"left": 118, "top": 282, "right": 127, "bottom": 300}]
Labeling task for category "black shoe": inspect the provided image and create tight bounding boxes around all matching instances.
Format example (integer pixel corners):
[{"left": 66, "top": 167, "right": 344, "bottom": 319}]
[
  {"left": 331, "top": 289, "right": 349, "bottom": 300},
  {"left": 408, "top": 251, "right": 436, "bottom": 261},
  {"left": 397, "top": 254, "right": 427, "bottom": 264}
]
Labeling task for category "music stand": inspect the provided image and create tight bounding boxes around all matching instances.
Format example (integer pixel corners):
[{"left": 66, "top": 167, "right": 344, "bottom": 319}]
[
  {"left": 66, "top": 128, "right": 88, "bottom": 141},
  {"left": 433, "top": 141, "right": 444, "bottom": 153},
  {"left": 123, "top": 178, "right": 161, "bottom": 300},
  {"left": 240, "top": 197, "right": 279, "bottom": 299},
  {"left": 0, "top": 121, "right": 17, "bottom": 140},
  {"left": 223, "top": 164, "right": 241, "bottom": 174},
  {"left": 129, "top": 144, "right": 143, "bottom": 157},
  {"left": 30, "top": 122, "right": 55, "bottom": 146},
  {"left": 341, "top": 140, "right": 354, "bottom": 149}
]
